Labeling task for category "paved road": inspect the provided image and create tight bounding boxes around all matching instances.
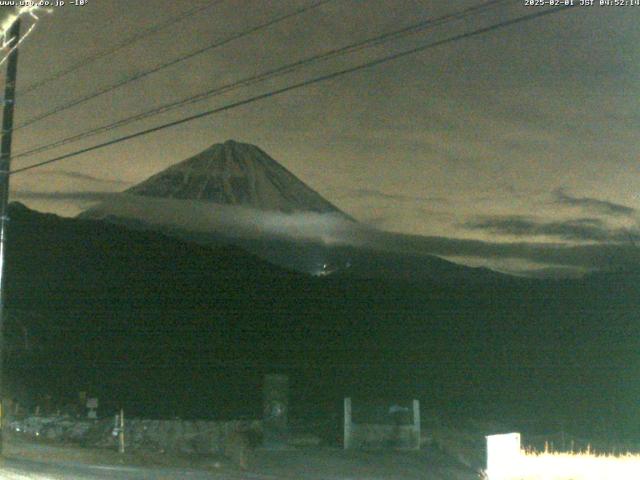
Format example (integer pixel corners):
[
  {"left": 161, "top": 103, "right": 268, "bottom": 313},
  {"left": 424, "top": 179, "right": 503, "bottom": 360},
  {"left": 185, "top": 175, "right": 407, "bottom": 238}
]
[
  {"left": 0, "top": 447, "right": 480, "bottom": 480},
  {"left": 0, "top": 456, "right": 480, "bottom": 480},
  {"left": 0, "top": 457, "right": 263, "bottom": 480}
]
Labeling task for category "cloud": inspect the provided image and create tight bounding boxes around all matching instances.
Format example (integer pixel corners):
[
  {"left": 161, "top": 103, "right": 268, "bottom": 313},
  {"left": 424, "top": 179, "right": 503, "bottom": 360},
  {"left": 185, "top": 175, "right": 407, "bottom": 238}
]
[
  {"left": 339, "top": 188, "right": 447, "bottom": 204},
  {"left": 81, "top": 194, "right": 640, "bottom": 275},
  {"left": 329, "top": 187, "right": 452, "bottom": 231},
  {"left": 80, "top": 194, "right": 353, "bottom": 244},
  {"left": 369, "top": 231, "right": 640, "bottom": 272},
  {"left": 13, "top": 191, "right": 115, "bottom": 202},
  {"left": 554, "top": 188, "right": 636, "bottom": 217},
  {"left": 464, "top": 214, "right": 640, "bottom": 243},
  {"left": 29, "top": 170, "right": 131, "bottom": 187}
]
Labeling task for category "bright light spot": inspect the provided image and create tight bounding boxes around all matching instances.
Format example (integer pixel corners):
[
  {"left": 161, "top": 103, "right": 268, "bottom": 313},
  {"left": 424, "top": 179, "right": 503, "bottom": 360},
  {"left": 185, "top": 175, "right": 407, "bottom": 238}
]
[{"left": 483, "top": 432, "right": 640, "bottom": 480}]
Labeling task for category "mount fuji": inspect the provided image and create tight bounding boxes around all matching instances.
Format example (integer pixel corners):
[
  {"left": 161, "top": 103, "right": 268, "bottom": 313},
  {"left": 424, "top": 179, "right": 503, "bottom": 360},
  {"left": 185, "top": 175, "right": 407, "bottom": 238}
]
[
  {"left": 125, "top": 140, "right": 353, "bottom": 219},
  {"left": 80, "top": 140, "right": 503, "bottom": 281}
]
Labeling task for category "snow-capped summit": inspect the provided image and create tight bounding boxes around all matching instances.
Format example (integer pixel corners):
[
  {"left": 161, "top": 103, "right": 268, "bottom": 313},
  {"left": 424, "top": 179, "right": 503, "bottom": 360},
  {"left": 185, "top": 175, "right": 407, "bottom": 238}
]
[{"left": 124, "top": 140, "right": 352, "bottom": 218}]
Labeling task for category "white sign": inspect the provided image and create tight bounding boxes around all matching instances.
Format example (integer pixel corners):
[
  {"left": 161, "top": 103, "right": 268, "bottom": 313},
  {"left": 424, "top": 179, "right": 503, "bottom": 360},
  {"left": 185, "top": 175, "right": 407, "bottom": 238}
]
[{"left": 486, "top": 432, "right": 521, "bottom": 480}]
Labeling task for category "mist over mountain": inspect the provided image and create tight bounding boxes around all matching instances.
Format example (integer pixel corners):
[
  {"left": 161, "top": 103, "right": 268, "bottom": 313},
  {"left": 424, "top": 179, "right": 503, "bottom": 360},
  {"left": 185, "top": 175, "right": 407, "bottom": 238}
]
[{"left": 79, "top": 140, "right": 508, "bottom": 281}]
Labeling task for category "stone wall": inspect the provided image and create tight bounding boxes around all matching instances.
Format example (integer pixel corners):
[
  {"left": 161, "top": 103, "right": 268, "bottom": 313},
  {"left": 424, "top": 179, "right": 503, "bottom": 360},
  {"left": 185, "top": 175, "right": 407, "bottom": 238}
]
[{"left": 9, "top": 415, "right": 263, "bottom": 455}]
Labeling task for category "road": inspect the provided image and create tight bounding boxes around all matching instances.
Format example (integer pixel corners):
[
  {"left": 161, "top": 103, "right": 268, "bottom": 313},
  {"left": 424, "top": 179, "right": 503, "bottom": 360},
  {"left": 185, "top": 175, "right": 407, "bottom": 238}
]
[
  {"left": 0, "top": 441, "right": 481, "bottom": 479},
  {"left": 0, "top": 457, "right": 271, "bottom": 479},
  {"left": 0, "top": 456, "right": 479, "bottom": 480}
]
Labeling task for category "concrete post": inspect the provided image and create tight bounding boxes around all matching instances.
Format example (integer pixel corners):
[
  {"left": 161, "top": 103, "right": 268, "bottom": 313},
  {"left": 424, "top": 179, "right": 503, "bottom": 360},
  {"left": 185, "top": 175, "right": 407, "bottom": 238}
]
[
  {"left": 118, "top": 409, "right": 125, "bottom": 454},
  {"left": 263, "top": 374, "right": 288, "bottom": 448},
  {"left": 412, "top": 399, "right": 420, "bottom": 450},
  {"left": 343, "top": 397, "right": 352, "bottom": 450}
]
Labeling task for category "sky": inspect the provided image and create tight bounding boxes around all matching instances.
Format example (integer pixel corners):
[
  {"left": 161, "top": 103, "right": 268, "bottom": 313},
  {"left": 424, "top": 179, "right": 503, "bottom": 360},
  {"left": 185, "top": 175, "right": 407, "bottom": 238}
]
[{"left": 1, "top": 0, "right": 639, "bottom": 276}]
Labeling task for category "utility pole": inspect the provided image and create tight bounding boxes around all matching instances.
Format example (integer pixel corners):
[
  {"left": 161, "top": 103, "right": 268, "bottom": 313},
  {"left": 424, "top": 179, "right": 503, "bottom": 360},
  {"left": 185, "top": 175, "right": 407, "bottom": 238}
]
[{"left": 0, "top": 16, "right": 21, "bottom": 455}]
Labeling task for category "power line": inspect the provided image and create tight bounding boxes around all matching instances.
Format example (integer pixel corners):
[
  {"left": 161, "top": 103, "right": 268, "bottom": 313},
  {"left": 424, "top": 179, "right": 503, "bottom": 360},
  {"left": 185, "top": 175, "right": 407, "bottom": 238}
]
[
  {"left": 18, "top": 0, "right": 225, "bottom": 96},
  {"left": 12, "top": 0, "right": 335, "bottom": 131},
  {"left": 13, "top": 0, "right": 511, "bottom": 161},
  {"left": 11, "top": 5, "right": 575, "bottom": 175}
]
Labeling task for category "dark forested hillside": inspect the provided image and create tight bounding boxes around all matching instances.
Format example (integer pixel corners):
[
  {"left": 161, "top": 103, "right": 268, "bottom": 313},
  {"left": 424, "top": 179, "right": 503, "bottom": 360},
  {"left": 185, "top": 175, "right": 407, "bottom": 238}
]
[{"left": 5, "top": 203, "right": 639, "bottom": 438}]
